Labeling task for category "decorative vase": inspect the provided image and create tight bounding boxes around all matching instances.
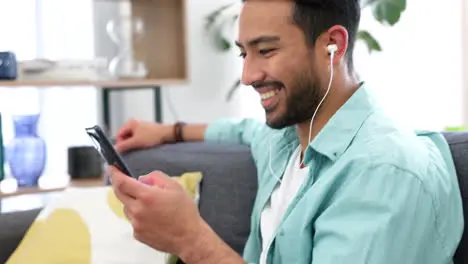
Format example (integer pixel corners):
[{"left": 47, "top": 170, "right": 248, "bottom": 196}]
[{"left": 7, "top": 114, "right": 46, "bottom": 186}]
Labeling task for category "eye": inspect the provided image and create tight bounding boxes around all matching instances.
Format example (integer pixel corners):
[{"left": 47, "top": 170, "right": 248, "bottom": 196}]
[
  {"left": 238, "top": 52, "right": 246, "bottom": 58},
  {"left": 259, "top": 48, "right": 276, "bottom": 56}
]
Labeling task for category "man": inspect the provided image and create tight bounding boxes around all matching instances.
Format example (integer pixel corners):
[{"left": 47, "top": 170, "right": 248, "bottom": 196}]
[{"left": 109, "top": 0, "right": 464, "bottom": 263}]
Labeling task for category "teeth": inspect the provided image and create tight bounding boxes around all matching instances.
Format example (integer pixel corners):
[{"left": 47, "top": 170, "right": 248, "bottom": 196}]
[{"left": 260, "top": 90, "right": 279, "bottom": 100}]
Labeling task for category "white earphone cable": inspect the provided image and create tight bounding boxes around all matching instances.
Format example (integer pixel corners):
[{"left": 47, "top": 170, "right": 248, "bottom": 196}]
[
  {"left": 301, "top": 50, "right": 335, "bottom": 167},
  {"left": 268, "top": 47, "right": 336, "bottom": 183}
]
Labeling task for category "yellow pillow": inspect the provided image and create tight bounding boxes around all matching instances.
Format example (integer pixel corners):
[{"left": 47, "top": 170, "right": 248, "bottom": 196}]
[{"left": 7, "top": 172, "right": 203, "bottom": 264}]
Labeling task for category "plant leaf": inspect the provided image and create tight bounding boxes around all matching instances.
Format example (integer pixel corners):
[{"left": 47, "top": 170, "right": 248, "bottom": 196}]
[
  {"left": 212, "top": 18, "right": 235, "bottom": 51},
  {"left": 220, "top": 37, "right": 231, "bottom": 50},
  {"left": 219, "top": 14, "right": 239, "bottom": 51},
  {"left": 204, "top": 2, "right": 239, "bottom": 52},
  {"left": 362, "top": 0, "right": 406, "bottom": 26},
  {"left": 204, "top": 3, "right": 236, "bottom": 31},
  {"left": 356, "top": 30, "right": 382, "bottom": 53}
]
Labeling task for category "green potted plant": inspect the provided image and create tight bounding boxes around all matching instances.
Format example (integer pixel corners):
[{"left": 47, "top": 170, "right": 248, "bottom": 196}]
[{"left": 204, "top": 0, "right": 407, "bottom": 101}]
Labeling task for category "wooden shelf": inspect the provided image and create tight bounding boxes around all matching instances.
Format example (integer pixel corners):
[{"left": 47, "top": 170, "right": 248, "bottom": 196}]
[
  {"left": 0, "top": 178, "right": 106, "bottom": 198},
  {"left": 0, "top": 78, "right": 188, "bottom": 88},
  {"left": 0, "top": 0, "right": 189, "bottom": 89}
]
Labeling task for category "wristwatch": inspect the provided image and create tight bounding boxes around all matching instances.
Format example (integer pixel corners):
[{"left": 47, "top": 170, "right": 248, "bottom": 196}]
[{"left": 173, "top": 122, "right": 186, "bottom": 142}]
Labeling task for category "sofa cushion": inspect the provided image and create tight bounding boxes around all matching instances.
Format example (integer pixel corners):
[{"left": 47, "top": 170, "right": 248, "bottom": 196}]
[
  {"left": 121, "top": 142, "right": 258, "bottom": 256},
  {"left": 6, "top": 173, "right": 202, "bottom": 264}
]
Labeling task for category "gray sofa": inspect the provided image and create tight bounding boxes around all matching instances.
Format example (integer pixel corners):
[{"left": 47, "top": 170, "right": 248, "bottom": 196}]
[{"left": 1, "top": 132, "right": 468, "bottom": 264}]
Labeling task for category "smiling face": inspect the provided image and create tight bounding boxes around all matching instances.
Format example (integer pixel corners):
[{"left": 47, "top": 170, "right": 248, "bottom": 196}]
[{"left": 236, "top": 1, "right": 328, "bottom": 129}]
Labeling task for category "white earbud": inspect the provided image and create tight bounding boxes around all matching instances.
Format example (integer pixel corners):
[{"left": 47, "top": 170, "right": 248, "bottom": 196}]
[{"left": 327, "top": 44, "right": 338, "bottom": 54}]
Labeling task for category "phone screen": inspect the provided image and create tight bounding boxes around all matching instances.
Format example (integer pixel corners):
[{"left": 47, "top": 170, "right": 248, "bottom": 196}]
[{"left": 85, "top": 125, "right": 134, "bottom": 178}]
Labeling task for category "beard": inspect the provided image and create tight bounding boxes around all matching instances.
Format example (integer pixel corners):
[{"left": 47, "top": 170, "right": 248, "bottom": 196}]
[{"left": 266, "top": 69, "right": 324, "bottom": 129}]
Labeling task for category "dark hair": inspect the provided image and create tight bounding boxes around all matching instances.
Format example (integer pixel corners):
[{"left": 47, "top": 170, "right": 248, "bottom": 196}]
[{"left": 242, "top": 0, "right": 361, "bottom": 70}]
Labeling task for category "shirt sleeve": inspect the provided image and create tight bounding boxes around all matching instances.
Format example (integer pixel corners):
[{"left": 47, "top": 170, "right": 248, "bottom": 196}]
[
  {"left": 204, "top": 118, "right": 266, "bottom": 146},
  {"left": 311, "top": 163, "right": 449, "bottom": 264}
]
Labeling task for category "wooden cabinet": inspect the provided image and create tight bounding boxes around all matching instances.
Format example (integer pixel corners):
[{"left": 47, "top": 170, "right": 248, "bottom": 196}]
[{"left": 132, "top": 0, "right": 188, "bottom": 83}]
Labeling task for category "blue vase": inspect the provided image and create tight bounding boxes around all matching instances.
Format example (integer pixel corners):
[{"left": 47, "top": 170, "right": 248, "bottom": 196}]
[{"left": 7, "top": 114, "right": 46, "bottom": 186}]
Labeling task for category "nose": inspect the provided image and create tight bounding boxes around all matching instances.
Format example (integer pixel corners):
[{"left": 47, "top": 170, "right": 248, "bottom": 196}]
[{"left": 241, "top": 58, "right": 266, "bottom": 86}]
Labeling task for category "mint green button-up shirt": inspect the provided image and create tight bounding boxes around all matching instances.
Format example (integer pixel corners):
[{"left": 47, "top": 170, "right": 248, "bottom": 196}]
[{"left": 204, "top": 85, "right": 463, "bottom": 264}]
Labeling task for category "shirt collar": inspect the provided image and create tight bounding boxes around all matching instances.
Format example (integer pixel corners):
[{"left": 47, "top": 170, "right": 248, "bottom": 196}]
[{"left": 302, "top": 83, "right": 378, "bottom": 162}]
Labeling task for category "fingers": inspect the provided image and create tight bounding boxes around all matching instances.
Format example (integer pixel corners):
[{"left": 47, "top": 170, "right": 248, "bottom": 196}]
[
  {"left": 115, "top": 119, "right": 137, "bottom": 142},
  {"left": 138, "top": 171, "right": 180, "bottom": 190},
  {"left": 137, "top": 175, "right": 155, "bottom": 186},
  {"left": 123, "top": 206, "right": 132, "bottom": 220},
  {"left": 109, "top": 166, "right": 152, "bottom": 201},
  {"left": 113, "top": 188, "right": 135, "bottom": 209},
  {"left": 114, "top": 137, "right": 137, "bottom": 153},
  {"left": 109, "top": 167, "right": 136, "bottom": 206}
]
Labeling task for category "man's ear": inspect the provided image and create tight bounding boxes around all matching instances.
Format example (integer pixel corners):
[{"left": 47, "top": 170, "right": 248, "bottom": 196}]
[{"left": 326, "top": 25, "right": 349, "bottom": 63}]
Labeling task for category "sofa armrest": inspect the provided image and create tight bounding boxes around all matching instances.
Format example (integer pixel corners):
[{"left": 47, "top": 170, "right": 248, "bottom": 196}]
[{"left": 0, "top": 209, "right": 41, "bottom": 263}]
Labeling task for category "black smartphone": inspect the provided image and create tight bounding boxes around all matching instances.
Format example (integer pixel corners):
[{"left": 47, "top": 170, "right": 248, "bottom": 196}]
[{"left": 85, "top": 125, "right": 135, "bottom": 178}]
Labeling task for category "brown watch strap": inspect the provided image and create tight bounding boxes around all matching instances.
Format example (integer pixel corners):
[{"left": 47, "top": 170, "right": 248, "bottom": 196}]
[{"left": 173, "top": 122, "right": 186, "bottom": 142}]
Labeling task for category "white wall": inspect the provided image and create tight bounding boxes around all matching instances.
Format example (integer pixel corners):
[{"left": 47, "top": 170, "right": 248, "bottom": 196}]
[
  {"left": 35, "top": 0, "right": 98, "bottom": 187},
  {"left": 463, "top": 0, "right": 468, "bottom": 124},
  {"left": 241, "top": 0, "right": 467, "bottom": 131},
  {"left": 354, "top": 0, "right": 464, "bottom": 131}
]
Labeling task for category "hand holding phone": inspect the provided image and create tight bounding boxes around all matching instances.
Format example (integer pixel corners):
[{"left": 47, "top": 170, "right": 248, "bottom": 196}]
[{"left": 85, "top": 125, "right": 135, "bottom": 178}]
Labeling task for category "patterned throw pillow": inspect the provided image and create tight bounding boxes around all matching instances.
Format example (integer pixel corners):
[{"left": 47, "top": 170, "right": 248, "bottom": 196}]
[{"left": 6, "top": 172, "right": 203, "bottom": 264}]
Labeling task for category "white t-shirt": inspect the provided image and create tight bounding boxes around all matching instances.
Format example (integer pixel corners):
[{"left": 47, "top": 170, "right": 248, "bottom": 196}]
[{"left": 259, "top": 146, "right": 309, "bottom": 264}]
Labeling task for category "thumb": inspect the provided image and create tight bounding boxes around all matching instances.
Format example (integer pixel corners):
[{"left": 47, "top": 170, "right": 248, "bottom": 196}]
[
  {"left": 139, "top": 171, "right": 179, "bottom": 189},
  {"left": 115, "top": 138, "right": 137, "bottom": 153}
]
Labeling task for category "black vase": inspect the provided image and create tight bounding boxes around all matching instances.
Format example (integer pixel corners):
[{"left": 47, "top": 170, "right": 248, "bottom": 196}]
[{"left": 67, "top": 146, "right": 103, "bottom": 179}]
